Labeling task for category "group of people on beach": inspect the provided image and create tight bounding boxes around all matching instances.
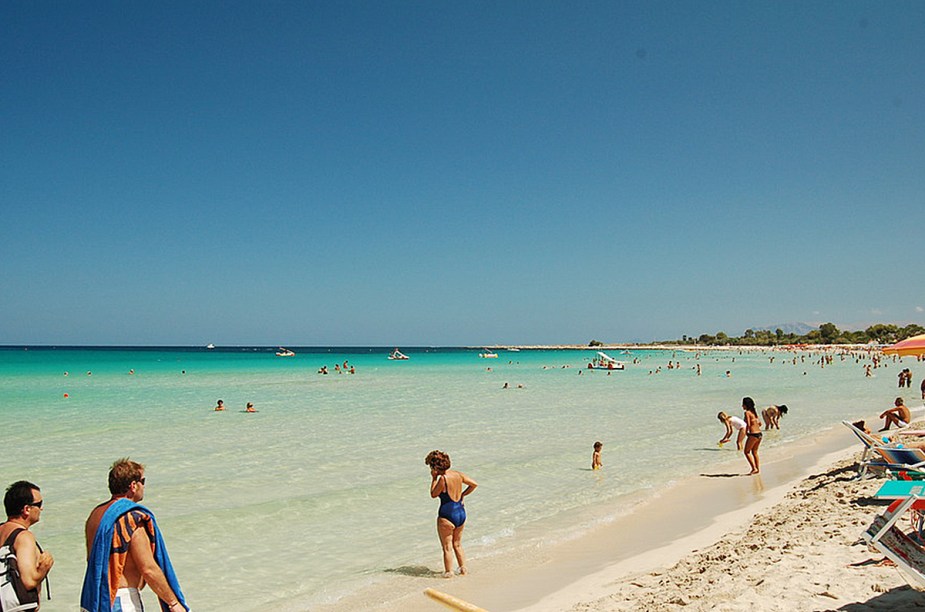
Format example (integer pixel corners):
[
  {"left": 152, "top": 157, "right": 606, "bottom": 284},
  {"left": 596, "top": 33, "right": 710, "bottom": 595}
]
[
  {"left": 896, "top": 369, "right": 925, "bottom": 399},
  {"left": 2, "top": 459, "right": 188, "bottom": 612},
  {"left": 716, "top": 400, "right": 789, "bottom": 475}
]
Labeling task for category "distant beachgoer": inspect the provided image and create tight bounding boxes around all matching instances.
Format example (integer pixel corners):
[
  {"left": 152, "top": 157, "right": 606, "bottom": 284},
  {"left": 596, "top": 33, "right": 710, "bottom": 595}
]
[
  {"left": 424, "top": 450, "right": 477, "bottom": 578},
  {"left": 245, "top": 402, "right": 256, "bottom": 413},
  {"left": 852, "top": 420, "right": 871, "bottom": 435},
  {"left": 725, "top": 370, "right": 731, "bottom": 377},
  {"left": 879, "top": 397, "right": 910, "bottom": 431},
  {"left": 921, "top": 377, "right": 925, "bottom": 400},
  {"left": 502, "top": 382, "right": 509, "bottom": 389},
  {"left": 214, "top": 400, "right": 225, "bottom": 412},
  {"left": 742, "top": 397, "right": 762, "bottom": 475},
  {"left": 717, "top": 411, "right": 747, "bottom": 450},
  {"left": 899, "top": 370, "right": 906, "bottom": 388},
  {"left": 761, "top": 405, "right": 788, "bottom": 430},
  {"left": 591, "top": 441, "right": 603, "bottom": 470}
]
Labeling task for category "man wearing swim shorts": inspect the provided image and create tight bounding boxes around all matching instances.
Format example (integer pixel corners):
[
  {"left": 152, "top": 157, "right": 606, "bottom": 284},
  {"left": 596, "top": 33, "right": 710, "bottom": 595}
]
[
  {"left": 82, "top": 459, "right": 187, "bottom": 612},
  {"left": 879, "top": 397, "right": 911, "bottom": 432}
]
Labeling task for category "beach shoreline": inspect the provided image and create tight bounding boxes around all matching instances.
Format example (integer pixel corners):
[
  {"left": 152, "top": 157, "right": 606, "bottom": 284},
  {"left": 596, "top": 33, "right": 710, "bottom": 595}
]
[
  {"left": 316, "top": 414, "right": 902, "bottom": 612},
  {"left": 470, "top": 344, "right": 882, "bottom": 352}
]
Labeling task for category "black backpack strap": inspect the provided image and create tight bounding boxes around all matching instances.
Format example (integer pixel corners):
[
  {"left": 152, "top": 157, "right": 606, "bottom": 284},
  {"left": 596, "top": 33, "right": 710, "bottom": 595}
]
[
  {"left": 2, "top": 527, "right": 50, "bottom": 601},
  {"left": 2, "top": 527, "right": 25, "bottom": 548}
]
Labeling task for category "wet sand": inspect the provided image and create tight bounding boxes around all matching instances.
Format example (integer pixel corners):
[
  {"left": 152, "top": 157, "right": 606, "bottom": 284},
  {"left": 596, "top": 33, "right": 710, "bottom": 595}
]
[{"left": 320, "top": 419, "right": 911, "bottom": 611}]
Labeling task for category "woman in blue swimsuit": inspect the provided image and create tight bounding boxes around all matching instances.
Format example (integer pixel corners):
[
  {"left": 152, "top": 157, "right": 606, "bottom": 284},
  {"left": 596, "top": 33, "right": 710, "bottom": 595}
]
[{"left": 425, "top": 450, "right": 478, "bottom": 578}]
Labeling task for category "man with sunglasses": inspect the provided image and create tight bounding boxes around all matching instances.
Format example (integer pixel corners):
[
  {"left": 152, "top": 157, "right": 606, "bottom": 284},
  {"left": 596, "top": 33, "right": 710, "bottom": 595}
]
[
  {"left": 81, "top": 459, "right": 188, "bottom": 612},
  {"left": 1, "top": 480, "right": 54, "bottom": 609}
]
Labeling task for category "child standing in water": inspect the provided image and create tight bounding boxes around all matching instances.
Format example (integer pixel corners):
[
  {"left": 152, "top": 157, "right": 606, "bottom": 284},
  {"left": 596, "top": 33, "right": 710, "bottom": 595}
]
[
  {"left": 717, "top": 411, "right": 746, "bottom": 450},
  {"left": 591, "top": 441, "right": 603, "bottom": 470}
]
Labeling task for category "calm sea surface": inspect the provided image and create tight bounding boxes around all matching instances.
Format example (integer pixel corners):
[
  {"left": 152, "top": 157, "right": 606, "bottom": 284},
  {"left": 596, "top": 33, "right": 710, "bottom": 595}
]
[{"left": 0, "top": 346, "right": 916, "bottom": 611}]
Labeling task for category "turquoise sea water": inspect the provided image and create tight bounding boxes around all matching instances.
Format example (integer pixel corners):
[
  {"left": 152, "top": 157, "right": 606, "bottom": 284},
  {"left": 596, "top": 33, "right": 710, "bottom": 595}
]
[{"left": 1, "top": 346, "right": 920, "bottom": 611}]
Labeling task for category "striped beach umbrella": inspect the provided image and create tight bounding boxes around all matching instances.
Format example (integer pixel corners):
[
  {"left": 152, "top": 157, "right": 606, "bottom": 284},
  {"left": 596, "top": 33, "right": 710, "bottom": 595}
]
[{"left": 883, "top": 333, "right": 925, "bottom": 357}]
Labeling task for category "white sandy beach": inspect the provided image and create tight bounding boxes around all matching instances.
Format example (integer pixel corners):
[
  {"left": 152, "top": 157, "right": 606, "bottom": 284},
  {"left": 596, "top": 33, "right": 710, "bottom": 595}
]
[
  {"left": 532, "top": 454, "right": 917, "bottom": 612},
  {"left": 326, "top": 419, "right": 923, "bottom": 612}
]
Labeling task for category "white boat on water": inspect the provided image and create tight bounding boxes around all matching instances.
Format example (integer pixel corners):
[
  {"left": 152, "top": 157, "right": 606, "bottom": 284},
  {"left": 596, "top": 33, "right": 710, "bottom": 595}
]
[
  {"left": 388, "top": 349, "right": 409, "bottom": 360},
  {"left": 587, "top": 351, "right": 625, "bottom": 371},
  {"left": 206, "top": 343, "right": 215, "bottom": 350},
  {"left": 479, "top": 349, "right": 499, "bottom": 358},
  {"left": 276, "top": 347, "right": 296, "bottom": 357}
]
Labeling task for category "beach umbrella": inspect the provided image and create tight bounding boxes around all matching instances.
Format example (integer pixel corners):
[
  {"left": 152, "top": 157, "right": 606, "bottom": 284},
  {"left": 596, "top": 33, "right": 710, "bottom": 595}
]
[{"left": 883, "top": 333, "right": 925, "bottom": 357}]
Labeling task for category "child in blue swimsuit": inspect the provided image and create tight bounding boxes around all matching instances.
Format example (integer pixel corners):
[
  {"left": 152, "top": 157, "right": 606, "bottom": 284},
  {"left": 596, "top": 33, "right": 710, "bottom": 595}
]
[{"left": 425, "top": 450, "right": 478, "bottom": 578}]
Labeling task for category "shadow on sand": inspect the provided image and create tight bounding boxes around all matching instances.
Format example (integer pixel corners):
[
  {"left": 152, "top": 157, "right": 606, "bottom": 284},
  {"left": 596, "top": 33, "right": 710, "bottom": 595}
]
[
  {"left": 699, "top": 472, "right": 746, "bottom": 478},
  {"left": 383, "top": 565, "right": 445, "bottom": 578},
  {"left": 837, "top": 584, "right": 925, "bottom": 610}
]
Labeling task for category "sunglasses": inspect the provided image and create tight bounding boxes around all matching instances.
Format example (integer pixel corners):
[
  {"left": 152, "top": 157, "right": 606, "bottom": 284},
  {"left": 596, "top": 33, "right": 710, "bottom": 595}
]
[
  {"left": 137, "top": 477, "right": 146, "bottom": 485},
  {"left": 27, "top": 500, "right": 43, "bottom": 508}
]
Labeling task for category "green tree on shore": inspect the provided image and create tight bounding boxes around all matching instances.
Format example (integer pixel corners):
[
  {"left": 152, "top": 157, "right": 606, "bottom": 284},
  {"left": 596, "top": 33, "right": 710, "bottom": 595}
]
[{"left": 659, "top": 322, "right": 924, "bottom": 346}]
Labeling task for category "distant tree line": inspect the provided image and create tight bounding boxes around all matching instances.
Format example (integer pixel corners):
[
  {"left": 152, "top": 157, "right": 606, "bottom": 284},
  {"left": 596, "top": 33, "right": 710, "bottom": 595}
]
[{"left": 659, "top": 323, "right": 925, "bottom": 347}]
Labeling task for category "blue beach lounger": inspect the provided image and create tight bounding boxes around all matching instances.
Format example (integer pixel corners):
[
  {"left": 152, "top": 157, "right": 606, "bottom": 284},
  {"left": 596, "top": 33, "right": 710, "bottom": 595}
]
[
  {"left": 861, "top": 447, "right": 925, "bottom": 481},
  {"left": 875, "top": 447, "right": 925, "bottom": 473},
  {"left": 874, "top": 480, "right": 925, "bottom": 500}
]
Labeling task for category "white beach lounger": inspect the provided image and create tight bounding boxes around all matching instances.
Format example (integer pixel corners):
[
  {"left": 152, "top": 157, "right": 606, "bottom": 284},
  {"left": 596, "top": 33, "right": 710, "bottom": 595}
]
[
  {"left": 862, "top": 493, "right": 925, "bottom": 589},
  {"left": 842, "top": 420, "right": 900, "bottom": 479}
]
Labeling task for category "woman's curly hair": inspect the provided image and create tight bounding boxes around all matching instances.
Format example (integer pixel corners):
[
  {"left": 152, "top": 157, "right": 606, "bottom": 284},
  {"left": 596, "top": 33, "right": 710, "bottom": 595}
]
[{"left": 425, "top": 450, "right": 451, "bottom": 472}]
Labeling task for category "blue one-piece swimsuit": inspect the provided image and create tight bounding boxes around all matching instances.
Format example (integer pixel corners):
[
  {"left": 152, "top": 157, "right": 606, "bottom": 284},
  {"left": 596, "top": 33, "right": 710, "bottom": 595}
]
[{"left": 438, "top": 476, "right": 466, "bottom": 527}]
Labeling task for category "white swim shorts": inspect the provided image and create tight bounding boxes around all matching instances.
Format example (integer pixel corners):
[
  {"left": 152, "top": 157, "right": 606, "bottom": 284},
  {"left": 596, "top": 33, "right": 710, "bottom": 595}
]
[{"left": 113, "top": 588, "right": 144, "bottom": 612}]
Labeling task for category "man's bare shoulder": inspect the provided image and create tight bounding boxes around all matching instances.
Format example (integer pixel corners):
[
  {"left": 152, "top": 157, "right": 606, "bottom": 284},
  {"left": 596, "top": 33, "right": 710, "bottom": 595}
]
[{"left": 7, "top": 527, "right": 37, "bottom": 546}]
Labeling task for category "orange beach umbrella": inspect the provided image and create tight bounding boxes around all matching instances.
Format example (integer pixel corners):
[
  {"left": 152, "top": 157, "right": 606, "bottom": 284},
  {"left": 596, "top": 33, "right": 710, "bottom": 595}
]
[{"left": 883, "top": 333, "right": 925, "bottom": 357}]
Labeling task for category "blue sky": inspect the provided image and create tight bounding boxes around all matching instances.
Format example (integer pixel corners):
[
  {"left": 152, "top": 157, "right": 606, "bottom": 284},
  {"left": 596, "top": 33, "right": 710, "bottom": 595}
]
[{"left": 3, "top": 2, "right": 924, "bottom": 345}]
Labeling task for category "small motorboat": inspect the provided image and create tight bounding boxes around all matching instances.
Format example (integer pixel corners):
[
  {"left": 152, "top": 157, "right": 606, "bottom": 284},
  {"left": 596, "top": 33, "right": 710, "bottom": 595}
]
[
  {"left": 388, "top": 349, "right": 410, "bottom": 360},
  {"left": 479, "top": 349, "right": 499, "bottom": 358},
  {"left": 587, "top": 351, "right": 625, "bottom": 370},
  {"left": 206, "top": 343, "right": 215, "bottom": 350},
  {"left": 276, "top": 347, "right": 296, "bottom": 357}
]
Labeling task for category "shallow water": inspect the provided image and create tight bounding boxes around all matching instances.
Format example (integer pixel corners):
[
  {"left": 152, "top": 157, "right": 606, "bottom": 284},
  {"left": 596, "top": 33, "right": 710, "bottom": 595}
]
[{"left": 0, "top": 346, "right": 916, "bottom": 611}]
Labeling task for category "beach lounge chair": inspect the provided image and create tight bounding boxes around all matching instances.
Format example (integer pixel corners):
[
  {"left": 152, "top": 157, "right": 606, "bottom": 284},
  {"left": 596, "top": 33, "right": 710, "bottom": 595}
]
[
  {"left": 873, "top": 447, "right": 925, "bottom": 480},
  {"left": 874, "top": 480, "right": 925, "bottom": 500},
  {"left": 843, "top": 421, "right": 899, "bottom": 478},
  {"left": 862, "top": 493, "right": 925, "bottom": 589}
]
